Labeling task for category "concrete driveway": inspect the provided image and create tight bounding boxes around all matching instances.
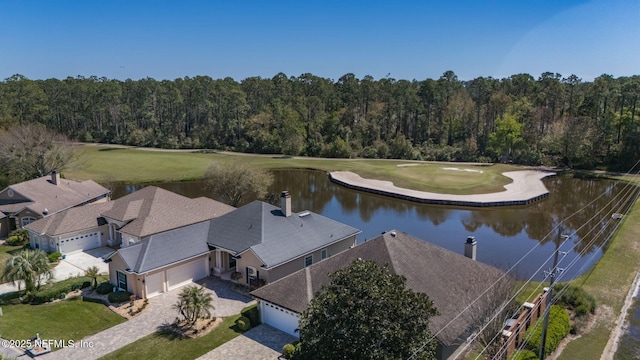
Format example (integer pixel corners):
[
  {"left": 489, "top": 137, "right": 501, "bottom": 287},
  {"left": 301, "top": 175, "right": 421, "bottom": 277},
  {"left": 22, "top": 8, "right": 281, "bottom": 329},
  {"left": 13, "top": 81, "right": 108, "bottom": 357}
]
[
  {"left": 51, "top": 247, "right": 112, "bottom": 281},
  {"left": 0, "top": 247, "right": 112, "bottom": 295}
]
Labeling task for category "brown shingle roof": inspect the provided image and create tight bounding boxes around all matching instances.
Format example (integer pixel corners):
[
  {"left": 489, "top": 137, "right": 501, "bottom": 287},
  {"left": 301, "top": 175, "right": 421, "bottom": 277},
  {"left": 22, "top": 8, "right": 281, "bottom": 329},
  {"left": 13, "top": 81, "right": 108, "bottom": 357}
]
[
  {"left": 251, "top": 230, "right": 509, "bottom": 346},
  {"left": 101, "top": 186, "right": 235, "bottom": 238},
  {"left": 0, "top": 175, "right": 109, "bottom": 216},
  {"left": 25, "top": 202, "right": 114, "bottom": 236}
]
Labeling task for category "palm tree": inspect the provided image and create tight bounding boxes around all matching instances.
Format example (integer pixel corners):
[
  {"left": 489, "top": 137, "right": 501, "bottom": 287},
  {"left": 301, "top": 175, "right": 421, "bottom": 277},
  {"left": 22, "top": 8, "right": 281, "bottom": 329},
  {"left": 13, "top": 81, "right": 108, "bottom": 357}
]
[
  {"left": 172, "top": 285, "right": 215, "bottom": 326},
  {"left": 84, "top": 266, "right": 100, "bottom": 288},
  {"left": 2, "top": 249, "right": 53, "bottom": 294}
]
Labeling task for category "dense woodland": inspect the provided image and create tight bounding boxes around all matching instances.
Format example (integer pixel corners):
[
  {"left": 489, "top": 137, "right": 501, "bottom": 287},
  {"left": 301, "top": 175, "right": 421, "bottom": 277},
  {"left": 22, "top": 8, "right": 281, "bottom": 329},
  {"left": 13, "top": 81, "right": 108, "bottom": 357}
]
[{"left": 0, "top": 71, "right": 638, "bottom": 170}]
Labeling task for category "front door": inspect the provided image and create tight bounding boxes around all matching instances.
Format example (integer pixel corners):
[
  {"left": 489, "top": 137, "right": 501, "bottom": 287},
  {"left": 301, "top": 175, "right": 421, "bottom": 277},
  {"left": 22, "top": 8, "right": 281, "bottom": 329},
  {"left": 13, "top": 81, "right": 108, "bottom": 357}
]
[
  {"left": 228, "top": 255, "right": 236, "bottom": 270},
  {"left": 117, "top": 271, "right": 127, "bottom": 291}
]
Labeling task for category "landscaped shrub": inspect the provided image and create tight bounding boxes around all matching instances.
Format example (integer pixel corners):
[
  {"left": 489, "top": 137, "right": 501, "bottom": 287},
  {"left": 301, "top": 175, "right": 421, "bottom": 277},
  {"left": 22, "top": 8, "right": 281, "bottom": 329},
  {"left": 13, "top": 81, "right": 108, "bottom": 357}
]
[
  {"left": 108, "top": 290, "right": 133, "bottom": 303},
  {"left": 31, "top": 277, "right": 92, "bottom": 304},
  {"left": 96, "top": 282, "right": 113, "bottom": 295},
  {"left": 282, "top": 343, "right": 296, "bottom": 359},
  {"left": 525, "top": 305, "right": 571, "bottom": 357},
  {"left": 241, "top": 305, "right": 260, "bottom": 327},
  {"left": 6, "top": 235, "right": 26, "bottom": 246},
  {"left": 556, "top": 283, "right": 596, "bottom": 316},
  {"left": 236, "top": 316, "right": 251, "bottom": 332},
  {"left": 47, "top": 251, "right": 62, "bottom": 263},
  {"left": 511, "top": 349, "right": 538, "bottom": 360},
  {"left": 7, "top": 229, "right": 29, "bottom": 246}
]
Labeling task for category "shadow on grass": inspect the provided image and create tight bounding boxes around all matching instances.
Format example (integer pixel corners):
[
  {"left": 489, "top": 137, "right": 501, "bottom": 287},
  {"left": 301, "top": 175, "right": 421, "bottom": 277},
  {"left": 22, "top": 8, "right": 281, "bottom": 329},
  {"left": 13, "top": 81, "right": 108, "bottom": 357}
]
[
  {"left": 98, "top": 148, "right": 127, "bottom": 152},
  {"left": 0, "top": 290, "right": 24, "bottom": 305},
  {"left": 156, "top": 323, "right": 186, "bottom": 341}
]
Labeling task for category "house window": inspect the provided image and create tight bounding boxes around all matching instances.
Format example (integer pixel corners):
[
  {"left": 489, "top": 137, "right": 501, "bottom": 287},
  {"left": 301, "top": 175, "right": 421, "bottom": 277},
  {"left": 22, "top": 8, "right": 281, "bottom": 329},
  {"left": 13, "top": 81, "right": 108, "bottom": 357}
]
[
  {"left": 117, "top": 271, "right": 127, "bottom": 291},
  {"left": 321, "top": 248, "right": 328, "bottom": 260},
  {"left": 304, "top": 255, "right": 313, "bottom": 267},
  {"left": 229, "top": 256, "right": 236, "bottom": 270},
  {"left": 21, "top": 217, "right": 36, "bottom": 227}
]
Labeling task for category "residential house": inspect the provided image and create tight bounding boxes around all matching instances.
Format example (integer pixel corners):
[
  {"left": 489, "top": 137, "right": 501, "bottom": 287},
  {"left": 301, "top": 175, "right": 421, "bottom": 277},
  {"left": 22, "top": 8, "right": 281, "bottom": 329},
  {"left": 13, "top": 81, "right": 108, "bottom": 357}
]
[
  {"left": 0, "top": 171, "right": 109, "bottom": 238},
  {"left": 107, "top": 191, "right": 361, "bottom": 299},
  {"left": 25, "top": 186, "right": 234, "bottom": 254},
  {"left": 250, "top": 230, "right": 510, "bottom": 360},
  {"left": 206, "top": 191, "right": 361, "bottom": 287}
]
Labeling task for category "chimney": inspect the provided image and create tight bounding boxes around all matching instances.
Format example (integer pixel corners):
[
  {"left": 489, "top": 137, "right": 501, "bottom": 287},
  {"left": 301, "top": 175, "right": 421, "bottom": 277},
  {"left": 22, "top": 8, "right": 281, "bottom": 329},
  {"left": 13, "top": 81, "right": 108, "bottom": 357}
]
[
  {"left": 280, "top": 191, "right": 291, "bottom": 217},
  {"left": 464, "top": 236, "right": 477, "bottom": 261},
  {"left": 51, "top": 170, "right": 60, "bottom": 186}
]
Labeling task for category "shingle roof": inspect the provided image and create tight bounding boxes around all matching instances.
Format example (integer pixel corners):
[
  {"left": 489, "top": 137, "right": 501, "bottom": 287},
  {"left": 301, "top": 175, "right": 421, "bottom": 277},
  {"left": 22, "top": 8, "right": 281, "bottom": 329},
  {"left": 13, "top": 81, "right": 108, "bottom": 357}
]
[
  {"left": 25, "top": 186, "right": 234, "bottom": 238},
  {"left": 101, "top": 186, "right": 235, "bottom": 238},
  {"left": 25, "top": 202, "right": 114, "bottom": 235},
  {"left": 0, "top": 175, "right": 109, "bottom": 216},
  {"left": 115, "top": 221, "right": 211, "bottom": 273},
  {"left": 207, "top": 201, "right": 361, "bottom": 268},
  {"left": 251, "top": 230, "right": 509, "bottom": 346}
]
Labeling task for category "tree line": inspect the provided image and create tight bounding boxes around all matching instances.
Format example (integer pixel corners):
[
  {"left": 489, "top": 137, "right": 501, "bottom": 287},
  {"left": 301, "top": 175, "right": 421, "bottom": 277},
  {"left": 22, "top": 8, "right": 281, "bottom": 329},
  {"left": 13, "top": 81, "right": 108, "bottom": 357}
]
[{"left": 0, "top": 71, "right": 638, "bottom": 170}]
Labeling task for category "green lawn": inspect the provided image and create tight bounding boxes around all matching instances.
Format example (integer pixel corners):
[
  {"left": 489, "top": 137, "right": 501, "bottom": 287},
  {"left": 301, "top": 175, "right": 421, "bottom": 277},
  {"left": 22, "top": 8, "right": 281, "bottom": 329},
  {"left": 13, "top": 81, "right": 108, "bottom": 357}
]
[
  {"left": 99, "top": 314, "right": 244, "bottom": 360},
  {"left": 66, "top": 144, "right": 523, "bottom": 194},
  {"left": 557, "top": 197, "right": 640, "bottom": 360},
  {"left": 0, "top": 297, "right": 125, "bottom": 348}
]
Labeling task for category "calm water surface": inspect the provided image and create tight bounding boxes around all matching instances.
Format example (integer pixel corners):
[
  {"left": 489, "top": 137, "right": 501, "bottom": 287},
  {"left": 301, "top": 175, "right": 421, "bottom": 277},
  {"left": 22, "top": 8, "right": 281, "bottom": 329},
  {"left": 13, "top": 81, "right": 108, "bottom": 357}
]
[{"left": 112, "top": 169, "right": 635, "bottom": 281}]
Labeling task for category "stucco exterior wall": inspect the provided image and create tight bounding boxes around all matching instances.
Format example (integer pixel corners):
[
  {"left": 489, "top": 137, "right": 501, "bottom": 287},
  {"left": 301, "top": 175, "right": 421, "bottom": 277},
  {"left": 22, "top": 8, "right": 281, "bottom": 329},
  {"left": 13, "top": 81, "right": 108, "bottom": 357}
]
[{"left": 236, "top": 250, "right": 268, "bottom": 284}]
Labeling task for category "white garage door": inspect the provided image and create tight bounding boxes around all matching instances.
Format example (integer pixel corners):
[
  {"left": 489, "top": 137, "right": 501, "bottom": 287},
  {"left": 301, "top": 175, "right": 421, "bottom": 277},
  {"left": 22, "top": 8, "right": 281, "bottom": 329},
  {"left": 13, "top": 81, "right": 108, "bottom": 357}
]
[
  {"left": 167, "top": 257, "right": 208, "bottom": 291},
  {"left": 145, "top": 272, "right": 165, "bottom": 298},
  {"left": 261, "top": 301, "right": 300, "bottom": 337},
  {"left": 59, "top": 232, "right": 101, "bottom": 254}
]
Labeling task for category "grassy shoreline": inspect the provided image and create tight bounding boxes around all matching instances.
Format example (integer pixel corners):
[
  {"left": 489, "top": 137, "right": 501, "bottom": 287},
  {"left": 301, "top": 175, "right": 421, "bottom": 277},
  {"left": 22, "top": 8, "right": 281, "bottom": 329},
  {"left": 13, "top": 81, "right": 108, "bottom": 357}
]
[{"left": 65, "top": 145, "right": 525, "bottom": 195}]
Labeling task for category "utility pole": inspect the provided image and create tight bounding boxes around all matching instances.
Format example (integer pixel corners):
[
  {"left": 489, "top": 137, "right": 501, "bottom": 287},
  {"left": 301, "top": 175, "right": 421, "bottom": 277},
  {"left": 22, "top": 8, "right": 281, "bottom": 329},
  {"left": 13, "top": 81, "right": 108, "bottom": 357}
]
[{"left": 539, "top": 234, "right": 569, "bottom": 360}]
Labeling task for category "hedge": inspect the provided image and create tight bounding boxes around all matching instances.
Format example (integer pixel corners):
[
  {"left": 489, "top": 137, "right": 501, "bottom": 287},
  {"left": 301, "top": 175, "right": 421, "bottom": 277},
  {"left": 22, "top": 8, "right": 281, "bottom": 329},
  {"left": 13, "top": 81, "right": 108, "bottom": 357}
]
[
  {"left": 525, "top": 305, "right": 571, "bottom": 357},
  {"left": 31, "top": 277, "right": 91, "bottom": 304},
  {"left": 48, "top": 251, "right": 62, "bottom": 263},
  {"left": 108, "top": 290, "right": 133, "bottom": 303},
  {"left": 96, "top": 282, "right": 113, "bottom": 295},
  {"left": 511, "top": 350, "right": 538, "bottom": 360},
  {"left": 241, "top": 304, "right": 261, "bottom": 327},
  {"left": 236, "top": 316, "right": 251, "bottom": 332}
]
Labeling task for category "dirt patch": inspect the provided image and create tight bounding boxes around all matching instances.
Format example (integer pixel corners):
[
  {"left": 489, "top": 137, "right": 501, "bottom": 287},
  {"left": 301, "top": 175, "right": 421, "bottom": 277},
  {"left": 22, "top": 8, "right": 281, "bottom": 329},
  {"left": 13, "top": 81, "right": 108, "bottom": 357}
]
[
  {"left": 81, "top": 288, "right": 149, "bottom": 319},
  {"left": 165, "top": 317, "right": 223, "bottom": 339},
  {"left": 109, "top": 298, "right": 148, "bottom": 319}
]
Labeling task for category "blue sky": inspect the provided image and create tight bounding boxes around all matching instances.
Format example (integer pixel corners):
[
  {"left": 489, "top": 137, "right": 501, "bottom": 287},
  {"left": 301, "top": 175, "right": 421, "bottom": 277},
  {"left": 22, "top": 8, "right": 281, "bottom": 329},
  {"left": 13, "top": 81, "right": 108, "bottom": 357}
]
[{"left": 1, "top": 0, "right": 637, "bottom": 82}]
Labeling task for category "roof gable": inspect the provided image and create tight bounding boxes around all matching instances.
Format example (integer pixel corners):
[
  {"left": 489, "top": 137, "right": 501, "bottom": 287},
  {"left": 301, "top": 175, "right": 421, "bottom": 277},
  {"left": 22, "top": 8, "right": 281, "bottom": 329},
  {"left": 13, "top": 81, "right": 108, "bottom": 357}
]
[
  {"left": 0, "top": 175, "right": 109, "bottom": 216},
  {"left": 251, "top": 230, "right": 508, "bottom": 346},
  {"left": 102, "top": 186, "right": 235, "bottom": 238},
  {"left": 207, "top": 201, "right": 361, "bottom": 267},
  {"left": 115, "top": 221, "right": 212, "bottom": 274}
]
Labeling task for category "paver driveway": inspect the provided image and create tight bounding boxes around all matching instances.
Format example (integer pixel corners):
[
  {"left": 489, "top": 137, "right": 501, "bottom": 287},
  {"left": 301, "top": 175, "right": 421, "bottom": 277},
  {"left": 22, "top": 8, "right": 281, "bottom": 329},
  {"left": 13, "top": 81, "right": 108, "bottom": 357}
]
[
  {"left": 40, "top": 277, "right": 253, "bottom": 360},
  {"left": 197, "top": 324, "right": 297, "bottom": 360}
]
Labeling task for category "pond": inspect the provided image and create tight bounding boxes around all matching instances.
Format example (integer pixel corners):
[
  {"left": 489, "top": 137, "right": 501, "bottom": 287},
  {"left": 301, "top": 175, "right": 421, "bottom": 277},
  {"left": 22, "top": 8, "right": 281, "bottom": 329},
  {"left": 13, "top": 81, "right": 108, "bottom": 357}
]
[{"left": 111, "top": 169, "right": 636, "bottom": 281}]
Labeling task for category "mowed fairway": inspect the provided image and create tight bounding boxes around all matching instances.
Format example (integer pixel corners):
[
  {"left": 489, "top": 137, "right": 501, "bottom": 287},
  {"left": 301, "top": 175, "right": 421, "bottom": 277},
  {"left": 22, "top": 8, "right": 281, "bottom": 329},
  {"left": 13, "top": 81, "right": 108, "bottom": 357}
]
[{"left": 66, "top": 144, "right": 526, "bottom": 194}]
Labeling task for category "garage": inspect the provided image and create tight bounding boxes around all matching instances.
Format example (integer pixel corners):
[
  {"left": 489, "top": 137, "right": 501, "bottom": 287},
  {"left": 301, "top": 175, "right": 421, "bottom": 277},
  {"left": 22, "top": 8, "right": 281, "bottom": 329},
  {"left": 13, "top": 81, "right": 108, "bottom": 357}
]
[
  {"left": 260, "top": 301, "right": 300, "bottom": 337},
  {"left": 59, "top": 232, "right": 101, "bottom": 254},
  {"left": 167, "top": 257, "right": 208, "bottom": 291},
  {"left": 145, "top": 271, "right": 165, "bottom": 298}
]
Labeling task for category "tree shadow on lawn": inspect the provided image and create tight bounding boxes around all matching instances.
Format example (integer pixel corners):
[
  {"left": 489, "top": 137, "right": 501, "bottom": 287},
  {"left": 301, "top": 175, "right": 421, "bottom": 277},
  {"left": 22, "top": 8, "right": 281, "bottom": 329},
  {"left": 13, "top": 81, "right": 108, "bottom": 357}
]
[{"left": 155, "top": 321, "right": 244, "bottom": 341}]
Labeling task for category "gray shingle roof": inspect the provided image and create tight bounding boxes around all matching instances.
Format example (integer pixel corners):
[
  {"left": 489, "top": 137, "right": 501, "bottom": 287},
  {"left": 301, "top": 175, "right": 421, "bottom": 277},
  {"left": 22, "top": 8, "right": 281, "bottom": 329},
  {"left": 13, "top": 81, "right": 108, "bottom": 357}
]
[
  {"left": 101, "top": 186, "right": 235, "bottom": 238},
  {"left": 207, "top": 201, "right": 361, "bottom": 268},
  {"left": 0, "top": 175, "right": 109, "bottom": 216},
  {"left": 251, "top": 230, "right": 509, "bottom": 346},
  {"left": 115, "top": 221, "right": 211, "bottom": 274}
]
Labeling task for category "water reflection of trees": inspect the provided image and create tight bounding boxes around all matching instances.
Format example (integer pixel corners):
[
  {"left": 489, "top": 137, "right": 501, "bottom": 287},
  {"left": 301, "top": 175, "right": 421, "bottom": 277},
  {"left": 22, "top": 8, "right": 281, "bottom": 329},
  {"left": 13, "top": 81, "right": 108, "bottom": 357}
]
[{"left": 114, "top": 170, "right": 635, "bottom": 258}]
